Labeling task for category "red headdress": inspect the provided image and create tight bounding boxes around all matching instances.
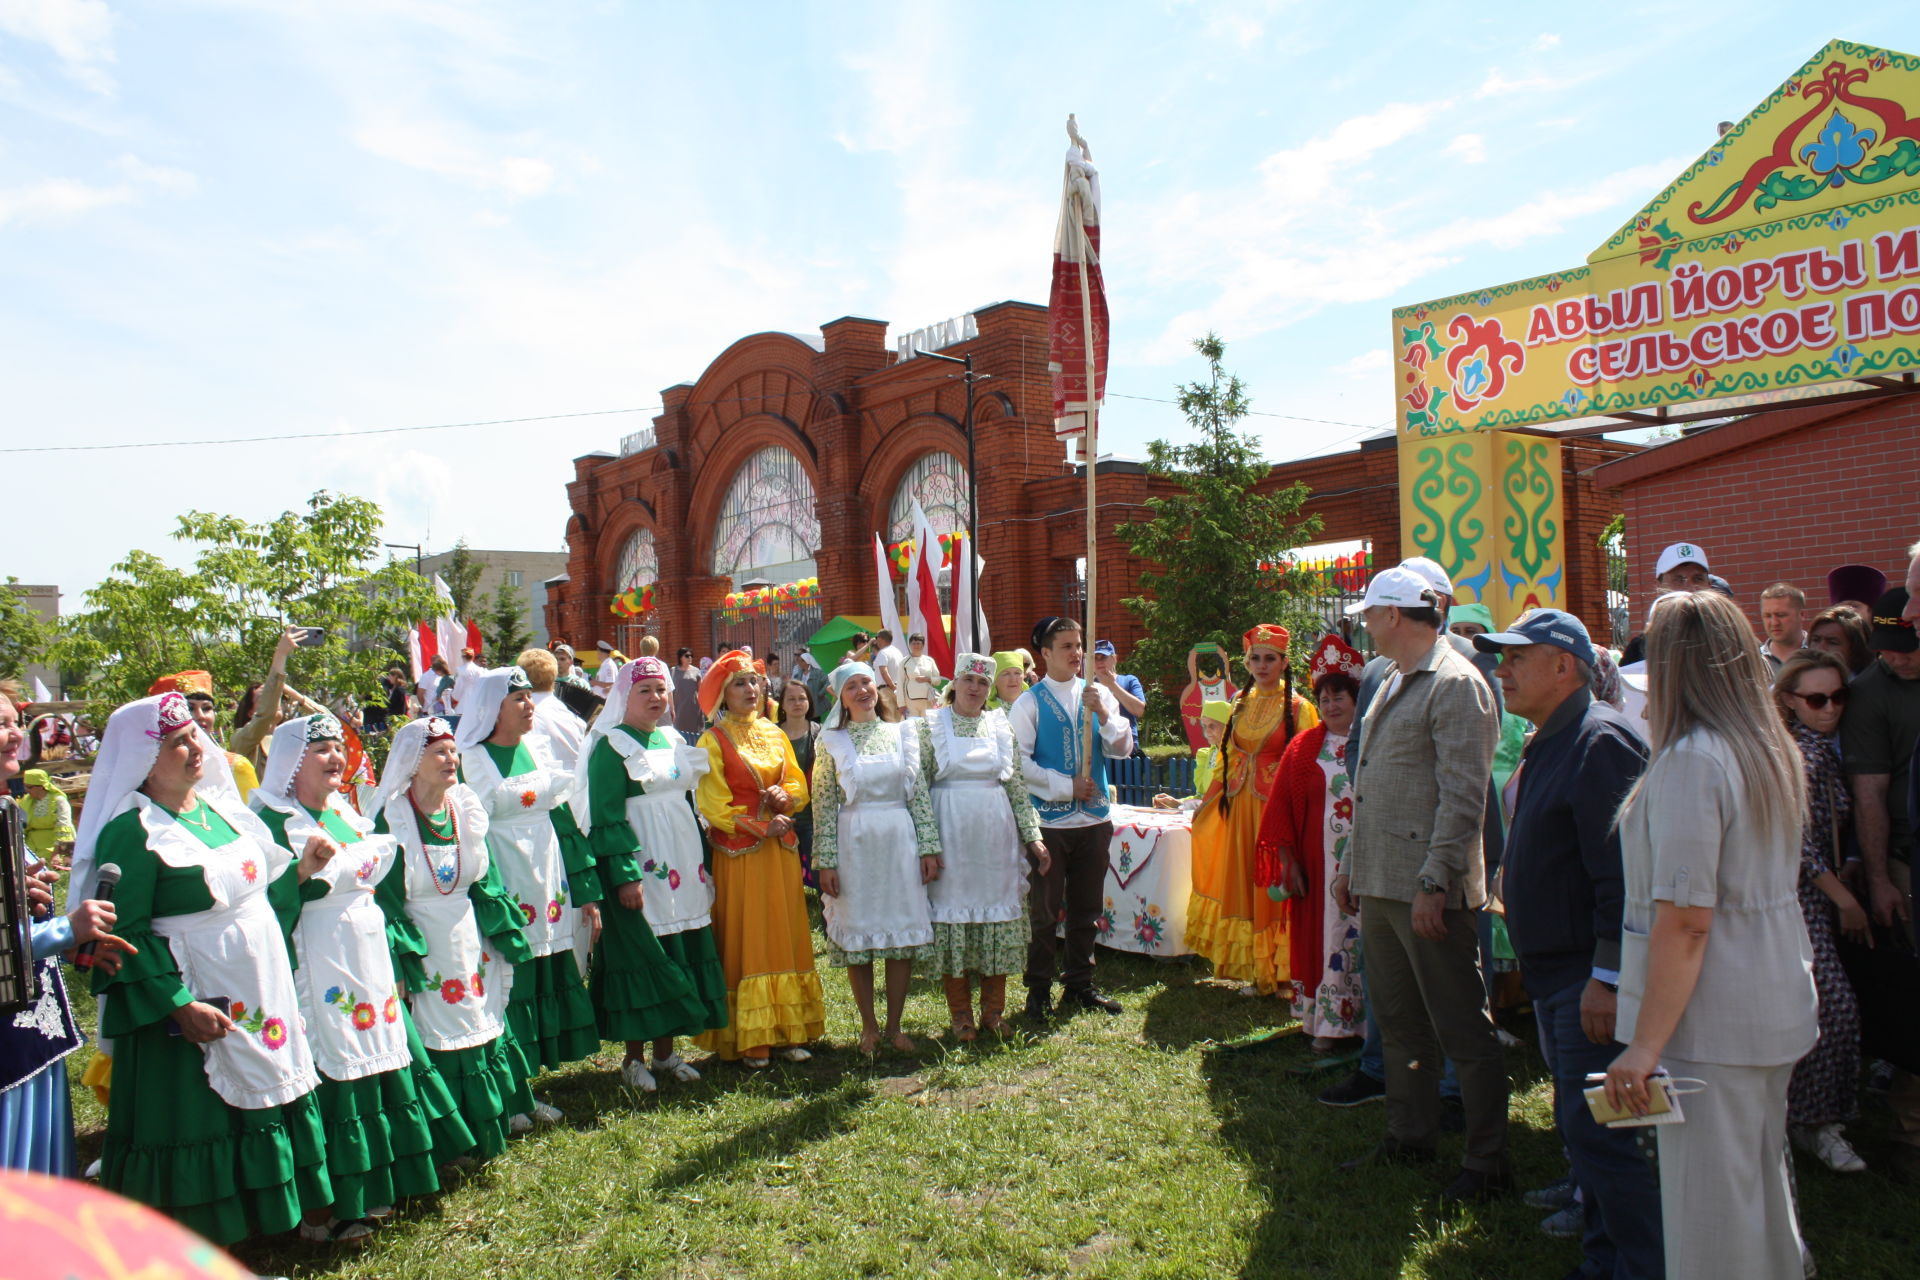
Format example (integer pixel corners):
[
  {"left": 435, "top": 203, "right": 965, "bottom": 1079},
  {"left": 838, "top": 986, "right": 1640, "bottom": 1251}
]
[
  {"left": 1241, "top": 623, "right": 1291, "bottom": 655},
  {"left": 698, "top": 650, "right": 760, "bottom": 719},
  {"left": 1308, "top": 634, "right": 1365, "bottom": 685}
]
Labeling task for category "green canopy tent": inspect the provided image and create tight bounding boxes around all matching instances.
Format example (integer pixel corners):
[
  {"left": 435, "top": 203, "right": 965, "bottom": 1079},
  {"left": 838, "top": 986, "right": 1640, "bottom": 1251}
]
[{"left": 805, "top": 615, "right": 882, "bottom": 672}]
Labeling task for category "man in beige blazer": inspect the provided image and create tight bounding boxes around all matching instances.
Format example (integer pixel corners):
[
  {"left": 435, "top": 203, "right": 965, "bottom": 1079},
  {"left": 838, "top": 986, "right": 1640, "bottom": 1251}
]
[{"left": 1333, "top": 566, "right": 1508, "bottom": 1201}]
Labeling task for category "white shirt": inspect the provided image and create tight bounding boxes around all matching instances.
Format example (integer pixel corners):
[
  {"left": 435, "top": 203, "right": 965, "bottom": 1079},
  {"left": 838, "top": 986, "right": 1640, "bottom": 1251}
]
[
  {"left": 873, "top": 644, "right": 905, "bottom": 694},
  {"left": 530, "top": 689, "right": 586, "bottom": 773},
  {"left": 592, "top": 656, "right": 622, "bottom": 693},
  {"left": 1006, "top": 675, "right": 1134, "bottom": 828}
]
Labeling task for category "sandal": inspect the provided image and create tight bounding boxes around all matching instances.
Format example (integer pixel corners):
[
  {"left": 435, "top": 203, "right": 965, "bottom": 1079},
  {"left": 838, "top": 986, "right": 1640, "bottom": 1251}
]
[
  {"left": 298, "top": 1217, "right": 374, "bottom": 1245},
  {"left": 950, "top": 1020, "right": 978, "bottom": 1043}
]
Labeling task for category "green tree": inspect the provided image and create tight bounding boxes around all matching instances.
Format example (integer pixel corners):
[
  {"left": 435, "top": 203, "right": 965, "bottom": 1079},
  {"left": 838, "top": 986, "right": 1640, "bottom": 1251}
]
[
  {"left": 53, "top": 491, "right": 439, "bottom": 717},
  {"left": 1116, "top": 335, "right": 1324, "bottom": 740},
  {"left": 485, "top": 581, "right": 533, "bottom": 662},
  {"left": 440, "top": 541, "right": 485, "bottom": 619},
  {"left": 0, "top": 579, "right": 53, "bottom": 683}
]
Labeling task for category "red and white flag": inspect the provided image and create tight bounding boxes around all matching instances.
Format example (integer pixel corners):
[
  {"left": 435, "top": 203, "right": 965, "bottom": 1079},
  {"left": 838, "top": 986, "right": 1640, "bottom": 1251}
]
[
  {"left": 431, "top": 575, "right": 467, "bottom": 673},
  {"left": 1047, "top": 114, "right": 1107, "bottom": 441},
  {"left": 906, "top": 500, "right": 955, "bottom": 678},
  {"left": 407, "top": 623, "right": 430, "bottom": 684},
  {"left": 950, "top": 535, "right": 990, "bottom": 658},
  {"left": 872, "top": 533, "right": 905, "bottom": 644}
]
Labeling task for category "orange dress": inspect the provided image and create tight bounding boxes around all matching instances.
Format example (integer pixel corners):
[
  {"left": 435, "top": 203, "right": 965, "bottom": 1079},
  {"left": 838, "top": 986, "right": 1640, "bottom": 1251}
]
[
  {"left": 691, "top": 714, "right": 826, "bottom": 1060},
  {"left": 1185, "top": 685, "right": 1319, "bottom": 993}
]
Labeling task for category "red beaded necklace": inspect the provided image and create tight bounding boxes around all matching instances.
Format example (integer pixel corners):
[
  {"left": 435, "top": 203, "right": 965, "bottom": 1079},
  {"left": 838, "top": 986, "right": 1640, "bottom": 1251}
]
[{"left": 410, "top": 793, "right": 462, "bottom": 896}]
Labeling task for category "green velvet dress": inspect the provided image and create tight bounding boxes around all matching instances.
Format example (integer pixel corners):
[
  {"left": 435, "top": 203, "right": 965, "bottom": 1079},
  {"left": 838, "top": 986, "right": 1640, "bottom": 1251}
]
[
  {"left": 94, "top": 802, "right": 332, "bottom": 1245},
  {"left": 255, "top": 803, "right": 472, "bottom": 1218},
  {"left": 584, "top": 726, "right": 727, "bottom": 1041},
  {"left": 373, "top": 802, "right": 536, "bottom": 1158}
]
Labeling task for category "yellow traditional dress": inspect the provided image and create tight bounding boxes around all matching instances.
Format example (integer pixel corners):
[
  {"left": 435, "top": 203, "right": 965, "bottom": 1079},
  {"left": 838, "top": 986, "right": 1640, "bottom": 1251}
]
[
  {"left": 1186, "top": 677, "right": 1319, "bottom": 994},
  {"left": 692, "top": 701, "right": 825, "bottom": 1061}
]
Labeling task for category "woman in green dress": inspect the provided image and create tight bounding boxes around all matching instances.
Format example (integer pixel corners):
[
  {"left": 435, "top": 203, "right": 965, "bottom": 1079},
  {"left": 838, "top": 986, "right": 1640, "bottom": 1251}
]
[
  {"left": 251, "top": 713, "right": 473, "bottom": 1243},
  {"left": 571, "top": 656, "right": 724, "bottom": 1090},
  {"left": 455, "top": 666, "right": 600, "bottom": 1123},
  {"left": 80, "top": 692, "right": 334, "bottom": 1246},
  {"left": 370, "top": 716, "right": 537, "bottom": 1155}
]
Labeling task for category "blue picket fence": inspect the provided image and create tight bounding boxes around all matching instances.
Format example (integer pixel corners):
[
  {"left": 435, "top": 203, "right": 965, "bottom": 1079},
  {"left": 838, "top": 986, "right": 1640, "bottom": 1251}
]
[{"left": 1107, "top": 754, "right": 1199, "bottom": 808}]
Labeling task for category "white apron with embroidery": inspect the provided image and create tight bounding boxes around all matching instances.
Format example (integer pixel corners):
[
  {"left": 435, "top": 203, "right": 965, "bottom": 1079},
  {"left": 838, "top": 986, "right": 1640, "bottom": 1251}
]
[
  {"left": 268, "top": 800, "right": 410, "bottom": 1082},
  {"left": 607, "top": 726, "right": 715, "bottom": 936},
  {"left": 926, "top": 708, "right": 1026, "bottom": 925},
  {"left": 384, "top": 786, "right": 513, "bottom": 1051},
  {"left": 140, "top": 794, "right": 320, "bottom": 1110},
  {"left": 819, "top": 721, "right": 933, "bottom": 953},
  {"left": 465, "top": 736, "right": 578, "bottom": 961}
]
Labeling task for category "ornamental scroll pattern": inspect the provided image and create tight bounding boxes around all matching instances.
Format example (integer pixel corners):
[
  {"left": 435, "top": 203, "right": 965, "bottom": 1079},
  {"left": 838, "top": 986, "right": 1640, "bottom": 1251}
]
[
  {"left": 1407, "top": 442, "right": 1484, "bottom": 577},
  {"left": 1501, "top": 439, "right": 1558, "bottom": 578}
]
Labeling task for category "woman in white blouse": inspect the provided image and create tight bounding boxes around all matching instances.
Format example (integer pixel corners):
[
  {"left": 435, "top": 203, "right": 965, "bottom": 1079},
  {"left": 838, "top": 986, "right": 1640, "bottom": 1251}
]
[{"left": 1604, "top": 590, "right": 1817, "bottom": 1280}]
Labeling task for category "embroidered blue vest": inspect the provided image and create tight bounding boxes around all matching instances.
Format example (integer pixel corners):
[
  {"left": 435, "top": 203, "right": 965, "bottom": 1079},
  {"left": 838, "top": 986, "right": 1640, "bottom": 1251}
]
[{"left": 1031, "top": 682, "right": 1110, "bottom": 824}]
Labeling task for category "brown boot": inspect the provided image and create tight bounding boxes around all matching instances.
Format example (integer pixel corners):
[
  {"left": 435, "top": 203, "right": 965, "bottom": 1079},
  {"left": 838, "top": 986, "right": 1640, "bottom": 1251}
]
[
  {"left": 979, "top": 975, "right": 1009, "bottom": 1036},
  {"left": 943, "top": 977, "right": 977, "bottom": 1041}
]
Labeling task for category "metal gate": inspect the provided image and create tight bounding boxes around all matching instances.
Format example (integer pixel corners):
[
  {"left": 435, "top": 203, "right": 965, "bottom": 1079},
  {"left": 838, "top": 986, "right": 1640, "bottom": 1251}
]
[{"left": 708, "top": 603, "right": 825, "bottom": 667}]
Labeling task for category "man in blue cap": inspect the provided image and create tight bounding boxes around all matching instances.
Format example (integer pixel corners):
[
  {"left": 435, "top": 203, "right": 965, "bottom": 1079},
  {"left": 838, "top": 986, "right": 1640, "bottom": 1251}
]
[
  {"left": 1090, "top": 639, "right": 1146, "bottom": 750},
  {"left": 1475, "top": 610, "right": 1663, "bottom": 1278}
]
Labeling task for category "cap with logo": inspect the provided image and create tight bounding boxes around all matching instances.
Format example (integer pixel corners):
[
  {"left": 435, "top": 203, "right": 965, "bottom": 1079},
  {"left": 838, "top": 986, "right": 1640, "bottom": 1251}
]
[
  {"left": 1471, "top": 608, "right": 1597, "bottom": 668},
  {"left": 1655, "top": 542, "right": 1711, "bottom": 577},
  {"left": 1344, "top": 566, "right": 1436, "bottom": 616},
  {"left": 1869, "top": 587, "right": 1917, "bottom": 654},
  {"left": 1092, "top": 639, "right": 1117, "bottom": 657}
]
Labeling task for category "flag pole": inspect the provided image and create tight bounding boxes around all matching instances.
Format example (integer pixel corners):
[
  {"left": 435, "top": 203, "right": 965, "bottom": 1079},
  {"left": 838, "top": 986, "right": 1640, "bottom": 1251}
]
[{"left": 1075, "top": 214, "right": 1099, "bottom": 783}]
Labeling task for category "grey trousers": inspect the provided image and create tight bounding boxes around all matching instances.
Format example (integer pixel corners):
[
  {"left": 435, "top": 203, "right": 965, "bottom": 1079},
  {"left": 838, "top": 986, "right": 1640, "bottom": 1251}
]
[
  {"left": 1657, "top": 1055, "right": 1803, "bottom": 1280},
  {"left": 1359, "top": 895, "right": 1509, "bottom": 1170}
]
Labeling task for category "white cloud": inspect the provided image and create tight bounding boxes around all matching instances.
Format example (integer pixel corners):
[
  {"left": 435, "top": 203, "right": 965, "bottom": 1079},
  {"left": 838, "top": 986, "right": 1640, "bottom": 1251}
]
[
  {"left": 1258, "top": 100, "right": 1447, "bottom": 202},
  {"left": 354, "top": 115, "right": 555, "bottom": 196},
  {"left": 1445, "top": 133, "right": 1487, "bottom": 163},
  {"left": 1476, "top": 68, "right": 1556, "bottom": 98},
  {"left": 0, "top": 152, "right": 194, "bottom": 227},
  {"left": 1331, "top": 348, "right": 1390, "bottom": 378},
  {"left": 113, "top": 153, "right": 196, "bottom": 193},
  {"left": 0, "top": 0, "right": 115, "bottom": 93},
  {"left": 1532, "top": 33, "right": 1561, "bottom": 52}
]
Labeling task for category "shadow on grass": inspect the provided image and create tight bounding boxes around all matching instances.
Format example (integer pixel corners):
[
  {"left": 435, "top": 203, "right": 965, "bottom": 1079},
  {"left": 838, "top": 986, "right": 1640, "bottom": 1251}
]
[{"left": 650, "top": 1079, "right": 874, "bottom": 1191}]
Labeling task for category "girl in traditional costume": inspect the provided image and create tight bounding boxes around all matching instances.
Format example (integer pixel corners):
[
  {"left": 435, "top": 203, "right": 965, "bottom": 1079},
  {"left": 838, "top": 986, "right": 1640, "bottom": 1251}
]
[
  {"left": 84, "top": 693, "right": 334, "bottom": 1245},
  {"left": 572, "top": 657, "right": 725, "bottom": 1090},
  {"left": 1253, "top": 634, "right": 1368, "bottom": 1047},
  {"left": 918, "top": 652, "right": 1048, "bottom": 1040},
  {"left": 691, "top": 650, "right": 823, "bottom": 1068},
  {"left": 370, "top": 717, "right": 537, "bottom": 1159},
  {"left": 1185, "top": 624, "right": 1320, "bottom": 995},
  {"left": 812, "top": 663, "right": 939, "bottom": 1054},
  {"left": 456, "top": 667, "right": 601, "bottom": 1115},
  {"left": 252, "top": 714, "right": 472, "bottom": 1242}
]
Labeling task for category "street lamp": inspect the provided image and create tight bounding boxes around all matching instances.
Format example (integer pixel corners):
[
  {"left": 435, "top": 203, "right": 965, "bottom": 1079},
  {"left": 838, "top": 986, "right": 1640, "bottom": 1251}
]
[
  {"left": 913, "top": 348, "right": 985, "bottom": 646},
  {"left": 384, "top": 542, "right": 425, "bottom": 575}
]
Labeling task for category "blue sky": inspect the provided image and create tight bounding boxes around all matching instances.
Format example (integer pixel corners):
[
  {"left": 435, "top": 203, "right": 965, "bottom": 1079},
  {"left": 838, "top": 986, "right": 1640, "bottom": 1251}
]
[{"left": 5, "top": 2, "right": 1914, "bottom": 603}]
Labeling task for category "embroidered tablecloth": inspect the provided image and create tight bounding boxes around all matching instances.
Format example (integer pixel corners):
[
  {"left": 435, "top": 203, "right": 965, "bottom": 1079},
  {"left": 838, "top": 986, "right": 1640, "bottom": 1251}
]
[{"left": 1094, "top": 805, "right": 1194, "bottom": 957}]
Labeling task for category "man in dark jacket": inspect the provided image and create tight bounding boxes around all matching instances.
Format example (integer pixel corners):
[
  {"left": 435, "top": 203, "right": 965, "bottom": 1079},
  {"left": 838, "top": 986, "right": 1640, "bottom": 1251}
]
[{"left": 1475, "top": 610, "right": 1662, "bottom": 1279}]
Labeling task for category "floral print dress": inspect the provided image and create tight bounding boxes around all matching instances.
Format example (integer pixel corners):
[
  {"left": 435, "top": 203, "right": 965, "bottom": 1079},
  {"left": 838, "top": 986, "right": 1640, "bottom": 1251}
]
[{"left": 1297, "top": 732, "right": 1364, "bottom": 1038}]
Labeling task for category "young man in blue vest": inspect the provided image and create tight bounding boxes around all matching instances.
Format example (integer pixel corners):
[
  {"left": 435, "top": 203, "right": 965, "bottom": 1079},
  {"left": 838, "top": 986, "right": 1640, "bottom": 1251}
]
[{"left": 1007, "top": 616, "right": 1135, "bottom": 1022}]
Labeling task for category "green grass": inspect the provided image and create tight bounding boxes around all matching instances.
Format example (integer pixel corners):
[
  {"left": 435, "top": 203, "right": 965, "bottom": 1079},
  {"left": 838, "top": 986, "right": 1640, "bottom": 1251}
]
[{"left": 64, "top": 935, "right": 1918, "bottom": 1279}]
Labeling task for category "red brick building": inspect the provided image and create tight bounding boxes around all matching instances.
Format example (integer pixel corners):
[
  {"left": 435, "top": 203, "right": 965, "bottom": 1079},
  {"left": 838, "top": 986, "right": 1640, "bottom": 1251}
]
[
  {"left": 1592, "top": 391, "right": 1920, "bottom": 631},
  {"left": 546, "top": 301, "right": 1630, "bottom": 664}
]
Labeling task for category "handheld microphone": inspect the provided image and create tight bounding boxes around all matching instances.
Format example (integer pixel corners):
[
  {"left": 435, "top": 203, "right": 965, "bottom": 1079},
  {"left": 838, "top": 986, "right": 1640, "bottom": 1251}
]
[{"left": 72, "top": 862, "right": 122, "bottom": 971}]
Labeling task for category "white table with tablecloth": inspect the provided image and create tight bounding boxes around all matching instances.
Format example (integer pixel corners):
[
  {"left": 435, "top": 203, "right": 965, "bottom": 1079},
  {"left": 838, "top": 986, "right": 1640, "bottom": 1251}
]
[{"left": 1093, "top": 805, "right": 1196, "bottom": 958}]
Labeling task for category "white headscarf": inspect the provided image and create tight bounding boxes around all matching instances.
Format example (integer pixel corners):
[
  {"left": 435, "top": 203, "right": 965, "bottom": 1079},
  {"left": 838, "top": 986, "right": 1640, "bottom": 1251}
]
[
  {"left": 569, "top": 658, "right": 676, "bottom": 835},
  {"left": 252, "top": 713, "right": 343, "bottom": 807},
  {"left": 368, "top": 716, "right": 454, "bottom": 817},
  {"left": 454, "top": 666, "right": 529, "bottom": 751},
  {"left": 822, "top": 661, "right": 875, "bottom": 731},
  {"left": 70, "top": 693, "right": 234, "bottom": 898}
]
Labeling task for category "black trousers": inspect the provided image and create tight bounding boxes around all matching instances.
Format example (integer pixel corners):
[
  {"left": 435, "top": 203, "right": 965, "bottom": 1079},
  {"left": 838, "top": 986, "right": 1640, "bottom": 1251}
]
[{"left": 1024, "top": 821, "right": 1113, "bottom": 991}]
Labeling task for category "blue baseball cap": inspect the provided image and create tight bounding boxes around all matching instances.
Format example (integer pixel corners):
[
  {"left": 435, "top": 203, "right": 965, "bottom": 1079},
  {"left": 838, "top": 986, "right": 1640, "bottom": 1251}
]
[
  {"left": 1092, "top": 639, "right": 1117, "bottom": 656},
  {"left": 1470, "top": 609, "right": 1596, "bottom": 668}
]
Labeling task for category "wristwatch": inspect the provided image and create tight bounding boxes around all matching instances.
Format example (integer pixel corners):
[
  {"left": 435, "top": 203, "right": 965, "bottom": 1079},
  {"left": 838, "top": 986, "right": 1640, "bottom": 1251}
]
[{"left": 1416, "top": 875, "right": 1447, "bottom": 897}]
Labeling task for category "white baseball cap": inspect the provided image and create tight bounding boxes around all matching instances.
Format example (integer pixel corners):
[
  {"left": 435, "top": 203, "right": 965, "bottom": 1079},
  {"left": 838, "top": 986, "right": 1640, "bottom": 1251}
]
[
  {"left": 1398, "top": 556, "right": 1455, "bottom": 597},
  {"left": 1344, "top": 565, "right": 1437, "bottom": 616},
  {"left": 1655, "top": 542, "right": 1710, "bottom": 577}
]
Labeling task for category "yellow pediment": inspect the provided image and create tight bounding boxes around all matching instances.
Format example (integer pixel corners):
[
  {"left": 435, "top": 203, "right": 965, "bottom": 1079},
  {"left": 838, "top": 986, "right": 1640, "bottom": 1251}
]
[{"left": 1590, "top": 39, "right": 1920, "bottom": 265}]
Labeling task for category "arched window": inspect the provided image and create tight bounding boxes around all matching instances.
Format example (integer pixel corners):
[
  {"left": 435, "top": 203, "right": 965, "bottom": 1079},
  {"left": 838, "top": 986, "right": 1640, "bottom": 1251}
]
[
  {"left": 710, "top": 446, "right": 820, "bottom": 580},
  {"left": 887, "top": 451, "right": 970, "bottom": 543},
  {"left": 615, "top": 527, "right": 658, "bottom": 592}
]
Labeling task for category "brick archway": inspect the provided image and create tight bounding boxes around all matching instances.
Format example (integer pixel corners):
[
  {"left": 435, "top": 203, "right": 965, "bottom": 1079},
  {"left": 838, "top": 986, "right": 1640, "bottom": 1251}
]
[
  {"left": 687, "top": 420, "right": 824, "bottom": 583},
  {"left": 860, "top": 413, "right": 971, "bottom": 539}
]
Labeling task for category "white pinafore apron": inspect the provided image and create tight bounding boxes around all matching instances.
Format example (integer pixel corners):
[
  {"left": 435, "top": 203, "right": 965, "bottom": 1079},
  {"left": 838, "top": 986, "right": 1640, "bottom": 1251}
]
[
  {"left": 926, "top": 708, "right": 1027, "bottom": 926},
  {"left": 464, "top": 737, "right": 578, "bottom": 962},
  {"left": 140, "top": 794, "right": 320, "bottom": 1111},
  {"left": 607, "top": 726, "right": 714, "bottom": 937},
  {"left": 819, "top": 721, "right": 933, "bottom": 954},
  {"left": 268, "top": 800, "right": 410, "bottom": 1082},
  {"left": 385, "top": 786, "right": 513, "bottom": 1051}
]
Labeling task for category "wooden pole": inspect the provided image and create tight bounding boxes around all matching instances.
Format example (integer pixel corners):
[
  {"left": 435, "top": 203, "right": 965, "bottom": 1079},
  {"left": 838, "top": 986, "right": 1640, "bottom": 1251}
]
[{"left": 1075, "top": 213, "right": 1099, "bottom": 784}]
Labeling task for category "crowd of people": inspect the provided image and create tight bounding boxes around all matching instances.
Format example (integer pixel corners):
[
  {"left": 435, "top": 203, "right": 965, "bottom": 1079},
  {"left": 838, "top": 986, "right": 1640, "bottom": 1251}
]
[{"left": 3, "top": 535, "right": 1918, "bottom": 1277}]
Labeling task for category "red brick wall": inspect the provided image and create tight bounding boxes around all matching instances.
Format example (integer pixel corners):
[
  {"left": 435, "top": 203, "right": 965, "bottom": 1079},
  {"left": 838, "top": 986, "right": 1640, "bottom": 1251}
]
[{"left": 1601, "top": 394, "right": 1920, "bottom": 633}]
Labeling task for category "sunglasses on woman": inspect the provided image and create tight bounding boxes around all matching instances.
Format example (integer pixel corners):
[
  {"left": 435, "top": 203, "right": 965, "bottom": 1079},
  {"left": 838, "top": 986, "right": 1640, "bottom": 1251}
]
[{"left": 1790, "top": 688, "right": 1850, "bottom": 710}]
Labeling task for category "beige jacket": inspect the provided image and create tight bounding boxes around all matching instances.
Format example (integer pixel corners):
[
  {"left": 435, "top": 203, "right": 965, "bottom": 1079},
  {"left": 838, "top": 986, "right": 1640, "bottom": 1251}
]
[{"left": 1347, "top": 634, "right": 1499, "bottom": 908}]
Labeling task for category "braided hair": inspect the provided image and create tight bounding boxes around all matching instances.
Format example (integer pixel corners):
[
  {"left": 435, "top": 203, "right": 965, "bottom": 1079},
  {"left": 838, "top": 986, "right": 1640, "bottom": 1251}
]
[{"left": 1216, "top": 650, "right": 1297, "bottom": 818}]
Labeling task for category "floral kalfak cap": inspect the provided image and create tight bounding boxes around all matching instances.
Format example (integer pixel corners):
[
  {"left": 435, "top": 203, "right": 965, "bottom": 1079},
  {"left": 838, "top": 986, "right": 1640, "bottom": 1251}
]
[{"left": 1309, "top": 634, "right": 1365, "bottom": 684}]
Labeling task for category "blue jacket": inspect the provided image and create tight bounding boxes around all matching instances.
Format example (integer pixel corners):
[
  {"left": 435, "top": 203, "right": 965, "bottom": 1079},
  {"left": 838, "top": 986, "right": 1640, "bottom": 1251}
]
[{"left": 1502, "top": 686, "right": 1649, "bottom": 998}]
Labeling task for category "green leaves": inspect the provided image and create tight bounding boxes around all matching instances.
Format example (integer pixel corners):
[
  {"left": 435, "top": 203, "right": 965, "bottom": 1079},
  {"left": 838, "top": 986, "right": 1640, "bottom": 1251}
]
[
  {"left": 1115, "top": 335, "right": 1324, "bottom": 740},
  {"left": 54, "top": 490, "right": 439, "bottom": 717}
]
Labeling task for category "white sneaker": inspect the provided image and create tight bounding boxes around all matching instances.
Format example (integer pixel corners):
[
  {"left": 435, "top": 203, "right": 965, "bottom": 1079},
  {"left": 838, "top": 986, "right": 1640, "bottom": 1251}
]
[
  {"left": 531, "top": 1100, "right": 564, "bottom": 1124},
  {"left": 366, "top": 1204, "right": 394, "bottom": 1220},
  {"left": 508, "top": 1113, "right": 534, "bottom": 1135},
  {"left": 777, "top": 1046, "right": 812, "bottom": 1063},
  {"left": 652, "top": 1052, "right": 702, "bottom": 1083},
  {"left": 1795, "top": 1123, "right": 1867, "bottom": 1173},
  {"left": 82, "top": 1158, "right": 102, "bottom": 1180},
  {"left": 620, "top": 1059, "right": 658, "bottom": 1092}
]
